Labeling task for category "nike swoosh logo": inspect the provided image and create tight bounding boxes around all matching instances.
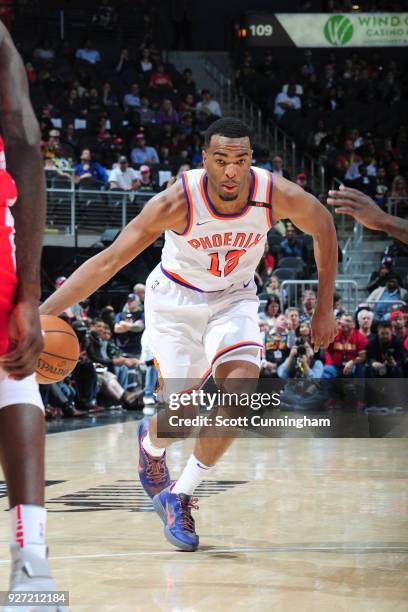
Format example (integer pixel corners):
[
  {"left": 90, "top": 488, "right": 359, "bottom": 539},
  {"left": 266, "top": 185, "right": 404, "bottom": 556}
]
[
  {"left": 243, "top": 280, "right": 252, "bottom": 288},
  {"left": 196, "top": 220, "right": 213, "bottom": 226},
  {"left": 166, "top": 503, "right": 175, "bottom": 527}
]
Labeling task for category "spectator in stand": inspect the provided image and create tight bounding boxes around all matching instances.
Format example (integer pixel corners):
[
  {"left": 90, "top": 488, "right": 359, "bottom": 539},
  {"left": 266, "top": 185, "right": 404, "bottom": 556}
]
[
  {"left": 279, "top": 225, "right": 307, "bottom": 260},
  {"left": 75, "top": 39, "right": 101, "bottom": 64},
  {"left": 92, "top": 0, "right": 117, "bottom": 30},
  {"left": 178, "top": 68, "right": 196, "bottom": 98},
  {"left": 87, "top": 320, "right": 139, "bottom": 405},
  {"left": 261, "top": 314, "right": 291, "bottom": 377},
  {"left": 33, "top": 37, "right": 55, "bottom": 61},
  {"left": 366, "top": 261, "right": 393, "bottom": 293},
  {"left": 357, "top": 309, "right": 375, "bottom": 342},
  {"left": 350, "top": 164, "right": 377, "bottom": 199},
  {"left": 102, "top": 82, "right": 118, "bottom": 109},
  {"left": 131, "top": 133, "right": 159, "bottom": 165},
  {"left": 109, "top": 156, "right": 140, "bottom": 191},
  {"left": 259, "top": 296, "right": 281, "bottom": 328},
  {"left": 274, "top": 84, "right": 301, "bottom": 120},
  {"left": 389, "top": 175, "right": 408, "bottom": 217},
  {"left": 149, "top": 63, "right": 173, "bottom": 88},
  {"left": 133, "top": 283, "right": 146, "bottom": 307},
  {"left": 265, "top": 276, "right": 287, "bottom": 304},
  {"left": 374, "top": 167, "right": 389, "bottom": 209},
  {"left": 295, "top": 172, "right": 313, "bottom": 194},
  {"left": 116, "top": 48, "right": 130, "bottom": 74},
  {"left": 255, "top": 243, "right": 275, "bottom": 287},
  {"left": 60, "top": 87, "right": 84, "bottom": 116},
  {"left": 179, "top": 93, "right": 196, "bottom": 115},
  {"left": 345, "top": 153, "right": 377, "bottom": 183},
  {"left": 390, "top": 309, "right": 408, "bottom": 342},
  {"left": 196, "top": 89, "right": 222, "bottom": 119},
  {"left": 300, "top": 290, "right": 317, "bottom": 324},
  {"left": 335, "top": 138, "right": 362, "bottom": 181},
  {"left": 278, "top": 335, "right": 323, "bottom": 380},
  {"left": 114, "top": 294, "right": 145, "bottom": 357},
  {"left": 367, "top": 321, "right": 404, "bottom": 378},
  {"left": 156, "top": 98, "right": 179, "bottom": 126},
  {"left": 74, "top": 149, "right": 109, "bottom": 185},
  {"left": 139, "top": 47, "right": 153, "bottom": 75},
  {"left": 368, "top": 274, "right": 407, "bottom": 320},
  {"left": 323, "top": 313, "right": 367, "bottom": 382},
  {"left": 137, "top": 165, "right": 158, "bottom": 192},
  {"left": 282, "top": 76, "right": 303, "bottom": 97},
  {"left": 139, "top": 96, "right": 155, "bottom": 124},
  {"left": 123, "top": 83, "right": 141, "bottom": 112},
  {"left": 272, "top": 155, "right": 290, "bottom": 180},
  {"left": 286, "top": 307, "right": 300, "bottom": 332}
]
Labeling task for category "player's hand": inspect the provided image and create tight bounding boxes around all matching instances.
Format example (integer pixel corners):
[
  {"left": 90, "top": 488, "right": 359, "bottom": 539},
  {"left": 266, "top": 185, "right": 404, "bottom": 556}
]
[
  {"left": 0, "top": 300, "right": 44, "bottom": 380},
  {"left": 326, "top": 185, "right": 387, "bottom": 231},
  {"left": 311, "top": 308, "right": 337, "bottom": 351}
]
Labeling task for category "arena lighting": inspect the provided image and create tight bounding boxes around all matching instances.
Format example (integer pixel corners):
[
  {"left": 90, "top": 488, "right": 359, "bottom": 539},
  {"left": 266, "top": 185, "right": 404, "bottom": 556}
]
[{"left": 351, "top": 4, "right": 361, "bottom": 10}]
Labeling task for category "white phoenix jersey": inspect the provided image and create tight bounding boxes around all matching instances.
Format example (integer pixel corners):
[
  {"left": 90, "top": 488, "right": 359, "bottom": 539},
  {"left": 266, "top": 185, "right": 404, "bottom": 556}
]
[{"left": 160, "top": 167, "right": 274, "bottom": 291}]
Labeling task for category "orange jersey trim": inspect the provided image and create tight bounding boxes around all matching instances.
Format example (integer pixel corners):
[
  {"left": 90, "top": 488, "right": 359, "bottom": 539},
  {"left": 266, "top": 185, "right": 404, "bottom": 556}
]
[{"left": 211, "top": 340, "right": 263, "bottom": 367}]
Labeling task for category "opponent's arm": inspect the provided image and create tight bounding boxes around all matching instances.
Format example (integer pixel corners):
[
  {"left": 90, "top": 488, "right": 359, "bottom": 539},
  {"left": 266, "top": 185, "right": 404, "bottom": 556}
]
[
  {"left": 0, "top": 24, "right": 46, "bottom": 378},
  {"left": 273, "top": 175, "right": 338, "bottom": 349},
  {"left": 327, "top": 185, "right": 408, "bottom": 244},
  {"left": 40, "top": 180, "right": 187, "bottom": 316},
  {"left": 0, "top": 23, "right": 45, "bottom": 302}
]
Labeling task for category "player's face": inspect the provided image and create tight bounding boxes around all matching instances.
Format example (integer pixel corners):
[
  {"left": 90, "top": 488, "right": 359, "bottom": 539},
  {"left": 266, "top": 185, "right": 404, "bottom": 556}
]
[{"left": 203, "top": 135, "right": 252, "bottom": 202}]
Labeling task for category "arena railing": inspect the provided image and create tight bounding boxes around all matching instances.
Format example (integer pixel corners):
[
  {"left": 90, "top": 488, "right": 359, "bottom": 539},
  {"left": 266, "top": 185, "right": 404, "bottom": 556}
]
[
  {"left": 204, "top": 57, "right": 325, "bottom": 196},
  {"left": 387, "top": 196, "right": 408, "bottom": 218},
  {"left": 279, "top": 279, "right": 359, "bottom": 314},
  {"left": 46, "top": 186, "right": 156, "bottom": 237}
]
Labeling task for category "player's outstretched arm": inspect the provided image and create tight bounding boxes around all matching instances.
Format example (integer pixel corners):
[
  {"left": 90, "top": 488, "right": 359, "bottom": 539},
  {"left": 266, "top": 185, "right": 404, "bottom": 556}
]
[
  {"left": 327, "top": 185, "right": 408, "bottom": 244},
  {"left": 40, "top": 180, "right": 187, "bottom": 316},
  {"left": 273, "top": 175, "right": 338, "bottom": 350}
]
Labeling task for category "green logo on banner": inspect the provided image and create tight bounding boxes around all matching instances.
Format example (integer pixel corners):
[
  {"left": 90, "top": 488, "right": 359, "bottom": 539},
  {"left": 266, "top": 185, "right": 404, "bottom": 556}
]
[{"left": 324, "top": 16, "right": 354, "bottom": 46}]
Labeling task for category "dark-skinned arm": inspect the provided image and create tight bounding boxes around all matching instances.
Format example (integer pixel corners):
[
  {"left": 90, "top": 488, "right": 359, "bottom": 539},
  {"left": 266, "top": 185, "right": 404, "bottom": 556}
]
[
  {"left": 0, "top": 24, "right": 46, "bottom": 378},
  {"left": 273, "top": 175, "right": 338, "bottom": 349},
  {"left": 327, "top": 185, "right": 408, "bottom": 244},
  {"left": 40, "top": 180, "right": 187, "bottom": 316}
]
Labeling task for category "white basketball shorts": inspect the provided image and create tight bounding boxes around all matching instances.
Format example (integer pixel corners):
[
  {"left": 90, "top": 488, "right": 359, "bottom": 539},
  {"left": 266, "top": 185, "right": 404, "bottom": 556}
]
[
  {"left": 144, "top": 264, "right": 263, "bottom": 397},
  {"left": 0, "top": 372, "right": 44, "bottom": 411}
]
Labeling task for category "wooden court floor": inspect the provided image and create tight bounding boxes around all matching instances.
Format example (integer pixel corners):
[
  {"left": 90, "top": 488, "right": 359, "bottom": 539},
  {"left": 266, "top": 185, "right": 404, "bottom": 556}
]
[{"left": 0, "top": 419, "right": 407, "bottom": 611}]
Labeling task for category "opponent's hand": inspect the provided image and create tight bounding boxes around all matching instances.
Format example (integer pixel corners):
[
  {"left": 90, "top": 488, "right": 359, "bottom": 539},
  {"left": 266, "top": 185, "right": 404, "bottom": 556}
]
[
  {"left": 326, "top": 185, "right": 386, "bottom": 231},
  {"left": 0, "top": 300, "right": 43, "bottom": 380},
  {"left": 311, "top": 308, "right": 338, "bottom": 351}
]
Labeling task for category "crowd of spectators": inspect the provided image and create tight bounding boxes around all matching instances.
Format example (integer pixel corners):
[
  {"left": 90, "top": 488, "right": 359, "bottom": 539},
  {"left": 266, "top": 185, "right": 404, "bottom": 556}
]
[
  {"left": 24, "top": 36, "right": 224, "bottom": 193},
  {"left": 39, "top": 281, "right": 162, "bottom": 419},
  {"left": 236, "top": 46, "right": 408, "bottom": 211}
]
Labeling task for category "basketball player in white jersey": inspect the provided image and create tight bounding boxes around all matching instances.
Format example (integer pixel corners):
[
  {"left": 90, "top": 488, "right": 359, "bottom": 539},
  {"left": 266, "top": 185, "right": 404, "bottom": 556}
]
[
  {"left": 0, "top": 23, "right": 67, "bottom": 610},
  {"left": 41, "top": 118, "right": 338, "bottom": 552}
]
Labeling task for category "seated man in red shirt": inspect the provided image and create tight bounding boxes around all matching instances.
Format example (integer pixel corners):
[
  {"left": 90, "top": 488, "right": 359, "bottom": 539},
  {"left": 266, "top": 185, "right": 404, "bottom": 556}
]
[{"left": 323, "top": 313, "right": 367, "bottom": 379}]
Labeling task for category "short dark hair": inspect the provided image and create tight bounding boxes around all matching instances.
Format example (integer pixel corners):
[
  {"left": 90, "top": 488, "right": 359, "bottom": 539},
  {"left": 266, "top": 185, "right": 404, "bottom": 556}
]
[
  {"left": 377, "top": 320, "right": 392, "bottom": 330},
  {"left": 204, "top": 117, "right": 252, "bottom": 149}
]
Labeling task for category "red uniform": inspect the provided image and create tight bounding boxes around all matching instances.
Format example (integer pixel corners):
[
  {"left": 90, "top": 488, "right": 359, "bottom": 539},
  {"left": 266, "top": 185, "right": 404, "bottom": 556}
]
[
  {"left": 325, "top": 329, "right": 368, "bottom": 368},
  {"left": 0, "top": 135, "right": 18, "bottom": 356}
]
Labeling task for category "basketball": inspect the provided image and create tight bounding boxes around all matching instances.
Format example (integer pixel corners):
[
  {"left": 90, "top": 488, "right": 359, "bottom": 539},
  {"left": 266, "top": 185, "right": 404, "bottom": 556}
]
[{"left": 35, "top": 315, "right": 80, "bottom": 384}]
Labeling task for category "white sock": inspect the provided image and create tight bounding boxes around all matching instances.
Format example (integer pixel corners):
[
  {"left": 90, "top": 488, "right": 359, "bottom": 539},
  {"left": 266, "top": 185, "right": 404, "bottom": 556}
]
[
  {"left": 142, "top": 431, "right": 165, "bottom": 457},
  {"left": 10, "top": 504, "right": 47, "bottom": 559},
  {"left": 172, "top": 454, "right": 211, "bottom": 495}
]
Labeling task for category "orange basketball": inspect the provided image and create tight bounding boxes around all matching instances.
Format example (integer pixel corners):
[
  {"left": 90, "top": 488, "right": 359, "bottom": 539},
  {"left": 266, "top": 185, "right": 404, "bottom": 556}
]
[{"left": 35, "top": 315, "right": 80, "bottom": 384}]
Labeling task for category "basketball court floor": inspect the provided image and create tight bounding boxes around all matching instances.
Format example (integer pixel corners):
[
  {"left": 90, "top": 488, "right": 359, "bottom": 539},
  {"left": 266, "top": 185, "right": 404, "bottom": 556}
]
[{"left": 0, "top": 415, "right": 407, "bottom": 611}]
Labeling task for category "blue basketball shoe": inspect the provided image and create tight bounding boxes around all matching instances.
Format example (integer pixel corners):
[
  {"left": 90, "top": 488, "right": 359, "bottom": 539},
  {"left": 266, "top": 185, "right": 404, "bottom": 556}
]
[
  {"left": 138, "top": 420, "right": 171, "bottom": 498},
  {"left": 152, "top": 485, "right": 199, "bottom": 551}
]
